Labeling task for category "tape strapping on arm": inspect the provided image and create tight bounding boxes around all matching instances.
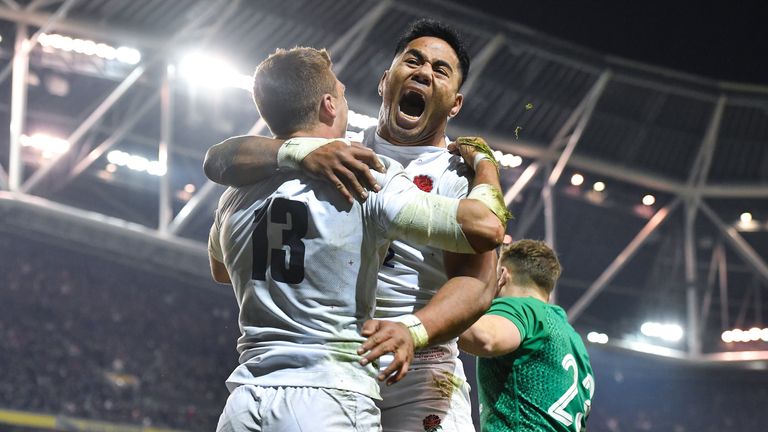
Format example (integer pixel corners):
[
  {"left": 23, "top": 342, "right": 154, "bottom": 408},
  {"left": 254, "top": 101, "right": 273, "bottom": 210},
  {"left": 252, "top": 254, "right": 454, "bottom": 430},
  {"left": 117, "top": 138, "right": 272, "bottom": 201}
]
[
  {"left": 398, "top": 314, "right": 429, "bottom": 349},
  {"left": 468, "top": 184, "right": 513, "bottom": 224}
]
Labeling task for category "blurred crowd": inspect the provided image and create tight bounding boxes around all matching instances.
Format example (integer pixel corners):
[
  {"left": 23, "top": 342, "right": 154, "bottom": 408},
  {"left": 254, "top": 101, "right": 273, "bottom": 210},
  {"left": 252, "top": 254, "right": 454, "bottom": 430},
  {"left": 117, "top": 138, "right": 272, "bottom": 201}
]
[
  {"left": 0, "top": 234, "right": 238, "bottom": 430},
  {"left": 1, "top": 233, "right": 765, "bottom": 431}
]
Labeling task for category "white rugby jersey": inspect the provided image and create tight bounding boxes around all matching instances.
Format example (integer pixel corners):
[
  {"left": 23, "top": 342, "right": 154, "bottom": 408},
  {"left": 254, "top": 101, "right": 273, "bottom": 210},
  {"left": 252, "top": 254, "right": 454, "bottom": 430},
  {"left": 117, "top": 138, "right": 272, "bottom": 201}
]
[
  {"left": 209, "top": 155, "right": 460, "bottom": 400},
  {"left": 358, "top": 127, "right": 473, "bottom": 372}
]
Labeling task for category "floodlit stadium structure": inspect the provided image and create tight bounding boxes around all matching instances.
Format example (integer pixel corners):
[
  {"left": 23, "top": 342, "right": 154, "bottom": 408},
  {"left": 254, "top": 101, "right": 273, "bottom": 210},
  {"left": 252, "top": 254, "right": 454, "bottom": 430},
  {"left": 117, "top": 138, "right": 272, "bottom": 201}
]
[{"left": 0, "top": 0, "right": 767, "bottom": 367}]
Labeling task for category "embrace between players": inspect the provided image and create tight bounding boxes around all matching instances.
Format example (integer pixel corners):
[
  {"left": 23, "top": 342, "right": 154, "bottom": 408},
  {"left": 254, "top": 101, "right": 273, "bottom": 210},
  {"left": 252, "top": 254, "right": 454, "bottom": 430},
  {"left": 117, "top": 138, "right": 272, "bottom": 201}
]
[{"left": 205, "top": 19, "right": 593, "bottom": 432}]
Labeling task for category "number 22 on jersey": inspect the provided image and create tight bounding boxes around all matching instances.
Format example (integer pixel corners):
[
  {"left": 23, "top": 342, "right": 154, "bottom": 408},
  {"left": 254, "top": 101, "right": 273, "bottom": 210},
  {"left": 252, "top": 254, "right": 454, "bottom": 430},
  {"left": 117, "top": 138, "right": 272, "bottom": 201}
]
[
  {"left": 251, "top": 197, "right": 308, "bottom": 284},
  {"left": 547, "top": 353, "right": 594, "bottom": 432}
]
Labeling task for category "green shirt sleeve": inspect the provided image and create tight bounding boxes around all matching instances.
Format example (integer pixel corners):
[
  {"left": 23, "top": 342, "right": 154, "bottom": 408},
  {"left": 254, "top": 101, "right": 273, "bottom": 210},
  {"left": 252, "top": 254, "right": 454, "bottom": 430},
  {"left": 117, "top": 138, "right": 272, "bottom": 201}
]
[{"left": 486, "top": 297, "right": 549, "bottom": 360}]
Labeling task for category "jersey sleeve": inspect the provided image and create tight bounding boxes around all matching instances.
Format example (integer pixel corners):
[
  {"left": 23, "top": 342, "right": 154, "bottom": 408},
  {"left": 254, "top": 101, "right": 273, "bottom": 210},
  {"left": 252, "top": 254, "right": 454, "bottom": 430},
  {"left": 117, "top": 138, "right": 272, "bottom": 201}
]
[
  {"left": 208, "top": 208, "right": 224, "bottom": 262},
  {"left": 364, "top": 156, "right": 414, "bottom": 235},
  {"left": 365, "top": 156, "right": 474, "bottom": 254},
  {"left": 486, "top": 298, "right": 549, "bottom": 356},
  {"left": 486, "top": 297, "right": 537, "bottom": 340}
]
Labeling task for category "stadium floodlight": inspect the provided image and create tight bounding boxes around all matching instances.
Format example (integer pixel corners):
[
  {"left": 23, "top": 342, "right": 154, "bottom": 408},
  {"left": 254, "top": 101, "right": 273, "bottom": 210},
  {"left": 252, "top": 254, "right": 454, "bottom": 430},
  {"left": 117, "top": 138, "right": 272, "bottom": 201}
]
[
  {"left": 640, "top": 322, "right": 660, "bottom": 337},
  {"left": 661, "top": 324, "right": 683, "bottom": 342},
  {"left": 178, "top": 52, "right": 251, "bottom": 91},
  {"left": 642, "top": 194, "right": 656, "bottom": 206},
  {"left": 20, "top": 133, "right": 71, "bottom": 158},
  {"left": 570, "top": 173, "right": 584, "bottom": 186},
  {"left": 721, "top": 330, "right": 733, "bottom": 343},
  {"left": 499, "top": 154, "right": 515, "bottom": 167},
  {"left": 586, "top": 331, "right": 609, "bottom": 344},
  {"left": 38, "top": 33, "right": 141, "bottom": 65},
  {"left": 146, "top": 161, "right": 167, "bottom": 176},
  {"left": 107, "top": 150, "right": 166, "bottom": 176},
  {"left": 115, "top": 46, "right": 142, "bottom": 65},
  {"left": 740, "top": 212, "right": 753, "bottom": 223},
  {"left": 641, "top": 321, "right": 683, "bottom": 342},
  {"left": 497, "top": 153, "right": 522, "bottom": 168},
  {"left": 736, "top": 212, "right": 759, "bottom": 231}
]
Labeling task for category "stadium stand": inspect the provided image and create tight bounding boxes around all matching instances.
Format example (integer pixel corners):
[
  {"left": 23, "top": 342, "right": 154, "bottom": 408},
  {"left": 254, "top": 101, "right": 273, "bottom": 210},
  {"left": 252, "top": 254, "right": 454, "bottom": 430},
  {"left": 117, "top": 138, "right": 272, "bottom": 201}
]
[{"left": 0, "top": 232, "right": 238, "bottom": 431}]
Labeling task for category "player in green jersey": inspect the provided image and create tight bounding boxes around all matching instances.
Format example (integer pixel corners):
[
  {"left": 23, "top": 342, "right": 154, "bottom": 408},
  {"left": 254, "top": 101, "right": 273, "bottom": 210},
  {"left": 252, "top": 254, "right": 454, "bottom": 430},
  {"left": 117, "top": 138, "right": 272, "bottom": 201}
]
[{"left": 459, "top": 240, "right": 594, "bottom": 432}]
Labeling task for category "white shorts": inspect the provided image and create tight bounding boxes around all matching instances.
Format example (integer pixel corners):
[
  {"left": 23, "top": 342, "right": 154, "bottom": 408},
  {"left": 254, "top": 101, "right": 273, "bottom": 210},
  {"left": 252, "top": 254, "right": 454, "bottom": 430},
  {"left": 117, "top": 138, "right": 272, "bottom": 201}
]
[
  {"left": 377, "top": 367, "right": 474, "bottom": 432},
  {"left": 217, "top": 385, "right": 382, "bottom": 432}
]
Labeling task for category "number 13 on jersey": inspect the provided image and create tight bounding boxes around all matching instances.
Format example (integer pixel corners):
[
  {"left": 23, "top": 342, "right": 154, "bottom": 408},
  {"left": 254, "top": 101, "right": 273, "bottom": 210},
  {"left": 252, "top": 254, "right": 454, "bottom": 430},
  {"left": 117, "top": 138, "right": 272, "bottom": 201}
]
[{"left": 252, "top": 198, "right": 309, "bottom": 284}]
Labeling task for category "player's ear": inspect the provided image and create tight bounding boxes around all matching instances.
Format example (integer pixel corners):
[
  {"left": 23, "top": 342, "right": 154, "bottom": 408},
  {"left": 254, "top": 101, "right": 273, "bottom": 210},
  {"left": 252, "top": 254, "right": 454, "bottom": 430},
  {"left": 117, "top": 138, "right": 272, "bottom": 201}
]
[
  {"left": 448, "top": 93, "right": 463, "bottom": 118},
  {"left": 378, "top": 71, "right": 388, "bottom": 97},
  {"left": 319, "top": 93, "right": 335, "bottom": 125},
  {"left": 497, "top": 266, "right": 509, "bottom": 294}
]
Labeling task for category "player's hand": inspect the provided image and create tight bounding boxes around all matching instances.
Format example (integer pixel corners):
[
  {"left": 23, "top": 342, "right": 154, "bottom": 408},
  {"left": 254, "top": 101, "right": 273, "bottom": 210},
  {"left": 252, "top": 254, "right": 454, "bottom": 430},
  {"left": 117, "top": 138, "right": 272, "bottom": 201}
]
[
  {"left": 447, "top": 136, "right": 492, "bottom": 172},
  {"left": 302, "top": 140, "right": 385, "bottom": 203},
  {"left": 358, "top": 319, "right": 414, "bottom": 385}
]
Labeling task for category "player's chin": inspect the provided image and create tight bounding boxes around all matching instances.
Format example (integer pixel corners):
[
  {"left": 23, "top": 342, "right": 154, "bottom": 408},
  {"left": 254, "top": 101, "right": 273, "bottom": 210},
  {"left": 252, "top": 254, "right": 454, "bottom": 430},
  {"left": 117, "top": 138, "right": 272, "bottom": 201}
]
[{"left": 390, "top": 117, "right": 431, "bottom": 143}]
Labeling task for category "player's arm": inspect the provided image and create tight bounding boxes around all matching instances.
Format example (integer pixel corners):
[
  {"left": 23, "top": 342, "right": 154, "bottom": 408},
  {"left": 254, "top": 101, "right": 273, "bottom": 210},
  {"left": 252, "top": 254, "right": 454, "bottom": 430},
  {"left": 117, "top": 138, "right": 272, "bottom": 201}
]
[
  {"left": 416, "top": 250, "right": 497, "bottom": 344},
  {"left": 458, "top": 314, "right": 522, "bottom": 357},
  {"left": 409, "top": 144, "right": 506, "bottom": 344},
  {"left": 379, "top": 139, "right": 509, "bottom": 254},
  {"left": 360, "top": 252, "right": 498, "bottom": 384},
  {"left": 203, "top": 135, "right": 280, "bottom": 186},
  {"left": 450, "top": 136, "right": 510, "bottom": 251},
  {"left": 359, "top": 139, "right": 510, "bottom": 383},
  {"left": 207, "top": 208, "right": 230, "bottom": 284},
  {"left": 209, "top": 255, "right": 231, "bottom": 284},
  {"left": 203, "top": 135, "right": 384, "bottom": 202}
]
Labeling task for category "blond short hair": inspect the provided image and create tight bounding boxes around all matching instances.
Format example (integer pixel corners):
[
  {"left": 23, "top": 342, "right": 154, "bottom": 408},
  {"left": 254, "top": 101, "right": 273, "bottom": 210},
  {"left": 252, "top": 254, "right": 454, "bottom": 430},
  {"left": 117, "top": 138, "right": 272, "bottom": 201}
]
[{"left": 252, "top": 47, "right": 337, "bottom": 137}]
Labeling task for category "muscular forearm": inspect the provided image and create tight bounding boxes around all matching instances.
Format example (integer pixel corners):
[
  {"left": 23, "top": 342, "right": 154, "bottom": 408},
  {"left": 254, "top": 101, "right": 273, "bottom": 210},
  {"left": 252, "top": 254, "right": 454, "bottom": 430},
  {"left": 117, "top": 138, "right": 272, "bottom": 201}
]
[
  {"left": 459, "top": 314, "right": 521, "bottom": 357},
  {"left": 454, "top": 159, "right": 507, "bottom": 250},
  {"left": 416, "top": 276, "right": 491, "bottom": 345},
  {"left": 203, "top": 135, "right": 283, "bottom": 187},
  {"left": 472, "top": 158, "right": 502, "bottom": 192},
  {"left": 414, "top": 252, "right": 497, "bottom": 345},
  {"left": 458, "top": 318, "right": 498, "bottom": 357}
]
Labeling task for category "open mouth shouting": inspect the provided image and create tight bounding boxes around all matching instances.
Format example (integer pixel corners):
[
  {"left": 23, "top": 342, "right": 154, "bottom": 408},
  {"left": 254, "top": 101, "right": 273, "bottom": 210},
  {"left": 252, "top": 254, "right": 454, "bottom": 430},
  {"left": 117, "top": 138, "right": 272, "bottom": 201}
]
[{"left": 395, "top": 89, "right": 427, "bottom": 129}]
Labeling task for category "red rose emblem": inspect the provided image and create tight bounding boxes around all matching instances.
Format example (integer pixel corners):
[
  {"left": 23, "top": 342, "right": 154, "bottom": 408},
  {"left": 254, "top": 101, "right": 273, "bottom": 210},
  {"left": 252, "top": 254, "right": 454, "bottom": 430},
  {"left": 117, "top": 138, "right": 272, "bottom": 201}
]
[
  {"left": 413, "top": 175, "right": 434, "bottom": 192},
  {"left": 423, "top": 414, "right": 442, "bottom": 431}
]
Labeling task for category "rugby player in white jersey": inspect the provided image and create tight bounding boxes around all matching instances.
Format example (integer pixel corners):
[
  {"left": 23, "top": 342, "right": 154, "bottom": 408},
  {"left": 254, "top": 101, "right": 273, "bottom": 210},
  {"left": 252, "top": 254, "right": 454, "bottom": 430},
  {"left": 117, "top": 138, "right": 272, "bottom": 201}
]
[
  {"left": 205, "top": 20, "right": 501, "bottom": 431},
  {"left": 209, "top": 46, "right": 507, "bottom": 431}
]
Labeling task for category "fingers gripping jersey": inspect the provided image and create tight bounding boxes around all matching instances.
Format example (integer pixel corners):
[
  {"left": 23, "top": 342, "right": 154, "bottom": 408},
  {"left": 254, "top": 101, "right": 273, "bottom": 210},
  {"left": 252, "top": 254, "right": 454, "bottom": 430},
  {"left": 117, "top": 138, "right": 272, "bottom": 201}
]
[{"left": 208, "top": 155, "right": 469, "bottom": 400}]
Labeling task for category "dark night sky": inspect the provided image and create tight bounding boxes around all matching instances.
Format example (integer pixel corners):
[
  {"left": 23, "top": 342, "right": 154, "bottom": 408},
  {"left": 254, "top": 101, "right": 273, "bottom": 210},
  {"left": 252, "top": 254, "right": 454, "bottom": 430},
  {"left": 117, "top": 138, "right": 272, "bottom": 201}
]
[{"left": 454, "top": 0, "right": 768, "bottom": 85}]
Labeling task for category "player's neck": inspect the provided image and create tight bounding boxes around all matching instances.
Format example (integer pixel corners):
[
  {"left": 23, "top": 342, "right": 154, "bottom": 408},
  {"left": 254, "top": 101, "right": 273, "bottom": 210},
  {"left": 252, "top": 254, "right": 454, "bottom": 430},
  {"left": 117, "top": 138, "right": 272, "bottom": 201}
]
[
  {"left": 290, "top": 124, "right": 342, "bottom": 140},
  {"left": 377, "top": 125, "right": 447, "bottom": 148},
  {"left": 502, "top": 284, "right": 549, "bottom": 303}
]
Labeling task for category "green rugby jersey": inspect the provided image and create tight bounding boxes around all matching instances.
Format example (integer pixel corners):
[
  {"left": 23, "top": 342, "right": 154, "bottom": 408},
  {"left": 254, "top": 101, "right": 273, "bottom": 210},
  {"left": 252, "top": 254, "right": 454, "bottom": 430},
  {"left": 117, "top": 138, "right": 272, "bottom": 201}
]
[{"left": 477, "top": 297, "right": 594, "bottom": 432}]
